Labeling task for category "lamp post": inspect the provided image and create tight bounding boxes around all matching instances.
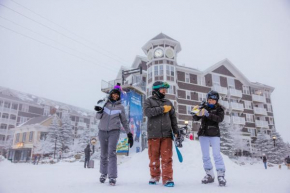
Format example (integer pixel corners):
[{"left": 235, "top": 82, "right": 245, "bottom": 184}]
[
  {"left": 54, "top": 136, "right": 57, "bottom": 159},
  {"left": 272, "top": 136, "right": 276, "bottom": 147}
]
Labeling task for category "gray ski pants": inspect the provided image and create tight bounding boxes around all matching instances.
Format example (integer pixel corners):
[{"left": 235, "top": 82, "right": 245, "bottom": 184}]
[{"left": 98, "top": 129, "right": 120, "bottom": 178}]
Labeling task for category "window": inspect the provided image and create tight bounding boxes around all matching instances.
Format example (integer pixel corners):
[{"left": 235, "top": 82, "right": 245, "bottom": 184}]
[
  {"left": 248, "top": 128, "right": 256, "bottom": 137},
  {"left": 0, "top": 100, "right": 3, "bottom": 107},
  {"left": 4, "top": 102, "right": 11, "bottom": 109},
  {"left": 264, "top": 91, "right": 270, "bottom": 98},
  {"left": 154, "top": 65, "right": 159, "bottom": 76},
  {"left": 44, "top": 106, "right": 50, "bottom": 116},
  {"left": 21, "top": 104, "right": 29, "bottom": 112},
  {"left": 212, "top": 74, "right": 220, "bottom": 86},
  {"left": 244, "top": 101, "right": 252, "bottom": 109},
  {"left": 22, "top": 132, "right": 26, "bottom": 142},
  {"left": 16, "top": 133, "right": 20, "bottom": 143},
  {"left": 40, "top": 132, "right": 48, "bottom": 140},
  {"left": 227, "top": 78, "right": 235, "bottom": 88},
  {"left": 2, "top": 113, "right": 9, "bottom": 119},
  {"left": 198, "top": 93, "right": 206, "bottom": 101},
  {"left": 10, "top": 114, "right": 16, "bottom": 120},
  {"left": 166, "top": 65, "right": 174, "bottom": 81},
  {"left": 167, "top": 86, "right": 173, "bottom": 94},
  {"left": 186, "top": 91, "right": 191, "bottom": 100},
  {"left": 267, "top": 104, "right": 272, "bottom": 112},
  {"left": 19, "top": 117, "right": 29, "bottom": 124},
  {"left": 0, "top": 135, "right": 5, "bottom": 141},
  {"left": 148, "top": 66, "right": 153, "bottom": 82},
  {"left": 246, "top": 114, "right": 254, "bottom": 122},
  {"left": 269, "top": 117, "right": 274, "bottom": 125},
  {"left": 0, "top": 124, "right": 7, "bottom": 130},
  {"left": 186, "top": 105, "right": 192, "bottom": 115},
  {"left": 185, "top": 73, "right": 190, "bottom": 83},
  {"left": 29, "top": 131, "right": 34, "bottom": 142},
  {"left": 11, "top": 103, "right": 18, "bottom": 110},
  {"left": 243, "top": 86, "right": 250, "bottom": 95},
  {"left": 159, "top": 65, "right": 163, "bottom": 77},
  {"left": 197, "top": 76, "right": 205, "bottom": 86}
]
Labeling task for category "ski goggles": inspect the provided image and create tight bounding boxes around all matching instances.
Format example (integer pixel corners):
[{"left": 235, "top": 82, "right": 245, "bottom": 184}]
[
  {"left": 152, "top": 82, "right": 170, "bottom": 90},
  {"left": 207, "top": 94, "right": 218, "bottom": 100}
]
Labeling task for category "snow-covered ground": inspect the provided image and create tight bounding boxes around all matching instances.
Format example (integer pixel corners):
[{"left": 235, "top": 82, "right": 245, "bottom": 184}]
[{"left": 1, "top": 140, "right": 289, "bottom": 193}]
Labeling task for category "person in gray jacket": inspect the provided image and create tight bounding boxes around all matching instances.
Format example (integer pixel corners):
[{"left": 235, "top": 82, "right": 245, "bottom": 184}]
[
  {"left": 144, "top": 81, "right": 179, "bottom": 187},
  {"left": 96, "top": 84, "right": 133, "bottom": 186}
]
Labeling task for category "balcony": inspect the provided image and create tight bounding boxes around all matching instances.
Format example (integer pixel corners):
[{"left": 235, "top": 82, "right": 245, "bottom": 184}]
[
  {"left": 252, "top": 94, "right": 266, "bottom": 103},
  {"left": 232, "top": 116, "right": 246, "bottom": 125},
  {"left": 212, "top": 85, "right": 228, "bottom": 95},
  {"left": 219, "top": 100, "right": 229, "bottom": 109},
  {"left": 253, "top": 107, "right": 267, "bottom": 116},
  {"left": 229, "top": 88, "right": 242, "bottom": 98},
  {"left": 0, "top": 129, "right": 7, "bottom": 135},
  {"left": 230, "top": 102, "right": 244, "bottom": 111},
  {"left": 223, "top": 115, "right": 231, "bottom": 123},
  {"left": 255, "top": 120, "right": 269, "bottom": 129},
  {"left": 0, "top": 118, "right": 10, "bottom": 124}
]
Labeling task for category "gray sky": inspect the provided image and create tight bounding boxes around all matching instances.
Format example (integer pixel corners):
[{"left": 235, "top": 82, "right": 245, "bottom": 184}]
[{"left": 0, "top": 0, "right": 289, "bottom": 142}]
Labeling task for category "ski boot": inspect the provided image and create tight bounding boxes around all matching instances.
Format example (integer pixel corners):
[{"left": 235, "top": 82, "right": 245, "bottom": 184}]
[
  {"left": 99, "top": 174, "right": 107, "bottom": 183},
  {"left": 201, "top": 169, "right": 215, "bottom": 184},
  {"left": 109, "top": 178, "right": 116, "bottom": 186},
  {"left": 217, "top": 170, "right": 226, "bottom": 186},
  {"left": 218, "top": 176, "right": 226, "bottom": 186},
  {"left": 149, "top": 177, "right": 159, "bottom": 185},
  {"left": 164, "top": 181, "right": 175, "bottom": 187}
]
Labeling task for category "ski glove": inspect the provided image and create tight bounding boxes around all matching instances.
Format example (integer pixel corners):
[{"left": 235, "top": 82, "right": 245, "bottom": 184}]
[
  {"left": 127, "top": 132, "right": 134, "bottom": 148},
  {"left": 163, "top": 105, "right": 172, "bottom": 113},
  {"left": 193, "top": 108, "right": 209, "bottom": 117}
]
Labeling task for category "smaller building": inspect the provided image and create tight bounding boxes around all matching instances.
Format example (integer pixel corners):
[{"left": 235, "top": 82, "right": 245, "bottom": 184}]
[{"left": 8, "top": 116, "right": 61, "bottom": 163}]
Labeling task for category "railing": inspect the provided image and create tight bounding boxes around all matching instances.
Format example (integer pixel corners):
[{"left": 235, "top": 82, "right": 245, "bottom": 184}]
[
  {"left": 229, "top": 88, "right": 242, "bottom": 98},
  {"left": 77, "top": 122, "right": 87, "bottom": 128},
  {"left": 255, "top": 120, "right": 269, "bottom": 128},
  {"left": 232, "top": 116, "right": 246, "bottom": 125},
  {"left": 252, "top": 94, "right": 266, "bottom": 103},
  {"left": 219, "top": 100, "right": 229, "bottom": 109},
  {"left": 0, "top": 118, "right": 10, "bottom": 124},
  {"left": 230, "top": 102, "right": 244, "bottom": 111},
  {"left": 253, "top": 107, "right": 267, "bottom": 116},
  {"left": 212, "top": 85, "right": 228, "bottom": 95},
  {"left": 0, "top": 129, "right": 7, "bottom": 135}
]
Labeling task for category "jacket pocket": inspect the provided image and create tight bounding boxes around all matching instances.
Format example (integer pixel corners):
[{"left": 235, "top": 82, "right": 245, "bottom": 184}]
[{"left": 206, "top": 126, "right": 219, "bottom": 136}]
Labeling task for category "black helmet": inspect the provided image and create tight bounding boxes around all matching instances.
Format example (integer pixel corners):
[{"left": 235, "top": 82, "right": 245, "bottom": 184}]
[
  {"left": 206, "top": 90, "right": 219, "bottom": 101},
  {"left": 109, "top": 83, "right": 121, "bottom": 101}
]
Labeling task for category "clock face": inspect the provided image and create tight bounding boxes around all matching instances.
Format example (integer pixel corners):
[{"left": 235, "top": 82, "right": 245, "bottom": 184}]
[
  {"left": 147, "top": 50, "right": 153, "bottom": 60},
  {"left": 165, "top": 48, "right": 174, "bottom": 59},
  {"left": 154, "top": 48, "right": 164, "bottom": 58}
]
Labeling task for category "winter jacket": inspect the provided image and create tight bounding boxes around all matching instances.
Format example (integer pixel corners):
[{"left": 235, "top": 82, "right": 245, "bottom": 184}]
[
  {"left": 262, "top": 156, "right": 267, "bottom": 163},
  {"left": 193, "top": 103, "right": 224, "bottom": 137},
  {"left": 144, "top": 95, "right": 178, "bottom": 139},
  {"left": 84, "top": 147, "right": 91, "bottom": 158},
  {"left": 96, "top": 99, "right": 130, "bottom": 133},
  {"left": 285, "top": 157, "right": 290, "bottom": 164}
]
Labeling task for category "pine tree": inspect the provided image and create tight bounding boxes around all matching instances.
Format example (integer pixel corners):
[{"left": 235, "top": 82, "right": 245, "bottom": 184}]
[
  {"left": 266, "top": 131, "right": 287, "bottom": 164},
  {"left": 59, "top": 112, "right": 73, "bottom": 153},
  {"left": 42, "top": 115, "right": 62, "bottom": 156},
  {"left": 255, "top": 130, "right": 270, "bottom": 156},
  {"left": 220, "top": 121, "right": 235, "bottom": 158},
  {"left": 77, "top": 128, "right": 91, "bottom": 153}
]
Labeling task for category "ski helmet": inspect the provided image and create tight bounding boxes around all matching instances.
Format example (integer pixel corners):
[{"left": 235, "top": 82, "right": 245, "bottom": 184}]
[
  {"left": 206, "top": 90, "right": 219, "bottom": 102},
  {"left": 152, "top": 81, "right": 170, "bottom": 99}
]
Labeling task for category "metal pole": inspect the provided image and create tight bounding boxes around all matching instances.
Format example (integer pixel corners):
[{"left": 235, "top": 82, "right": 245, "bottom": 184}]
[{"left": 54, "top": 136, "right": 57, "bottom": 159}]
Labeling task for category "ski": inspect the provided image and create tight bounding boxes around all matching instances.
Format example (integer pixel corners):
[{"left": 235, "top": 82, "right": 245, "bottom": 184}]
[{"left": 172, "top": 133, "right": 183, "bottom": 163}]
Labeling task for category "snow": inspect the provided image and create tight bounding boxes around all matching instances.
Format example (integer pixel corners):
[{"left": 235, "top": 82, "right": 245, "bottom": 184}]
[{"left": 0, "top": 139, "right": 289, "bottom": 193}]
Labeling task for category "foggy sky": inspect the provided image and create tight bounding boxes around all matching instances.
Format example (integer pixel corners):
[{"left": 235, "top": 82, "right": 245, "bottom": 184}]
[{"left": 0, "top": 0, "right": 289, "bottom": 142}]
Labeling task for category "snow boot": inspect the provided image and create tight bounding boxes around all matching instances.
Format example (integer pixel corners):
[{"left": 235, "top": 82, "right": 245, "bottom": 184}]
[
  {"left": 217, "top": 170, "right": 226, "bottom": 186},
  {"left": 109, "top": 178, "right": 116, "bottom": 186},
  {"left": 164, "top": 181, "right": 175, "bottom": 187},
  {"left": 202, "top": 169, "right": 215, "bottom": 184},
  {"left": 99, "top": 174, "right": 107, "bottom": 183},
  {"left": 149, "top": 177, "right": 159, "bottom": 185}
]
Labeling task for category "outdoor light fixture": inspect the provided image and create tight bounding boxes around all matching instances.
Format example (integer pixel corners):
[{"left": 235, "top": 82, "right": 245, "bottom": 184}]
[
  {"left": 272, "top": 136, "right": 277, "bottom": 147},
  {"left": 184, "top": 121, "right": 189, "bottom": 125}
]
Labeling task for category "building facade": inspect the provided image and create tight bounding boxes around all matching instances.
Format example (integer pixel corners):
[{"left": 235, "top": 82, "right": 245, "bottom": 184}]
[
  {"left": 104, "top": 33, "right": 275, "bottom": 155},
  {"left": 0, "top": 87, "right": 98, "bottom": 156}
]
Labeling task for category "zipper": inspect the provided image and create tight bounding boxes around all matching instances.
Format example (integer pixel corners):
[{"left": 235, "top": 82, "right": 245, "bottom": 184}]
[{"left": 106, "top": 102, "right": 112, "bottom": 131}]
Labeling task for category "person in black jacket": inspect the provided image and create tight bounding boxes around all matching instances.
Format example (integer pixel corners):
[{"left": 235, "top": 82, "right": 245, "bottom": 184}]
[
  {"left": 84, "top": 144, "right": 92, "bottom": 168},
  {"left": 261, "top": 153, "right": 267, "bottom": 169},
  {"left": 192, "top": 90, "right": 226, "bottom": 186}
]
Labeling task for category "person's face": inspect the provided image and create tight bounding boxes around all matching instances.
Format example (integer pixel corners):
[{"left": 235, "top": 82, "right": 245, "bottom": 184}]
[
  {"left": 159, "top": 88, "right": 167, "bottom": 95},
  {"left": 207, "top": 99, "right": 217, "bottom": 105},
  {"left": 112, "top": 93, "right": 119, "bottom": 100}
]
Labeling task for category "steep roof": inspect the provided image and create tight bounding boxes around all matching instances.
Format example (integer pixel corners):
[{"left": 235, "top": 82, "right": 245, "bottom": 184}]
[
  {"left": 151, "top": 33, "right": 177, "bottom": 41},
  {"left": 21, "top": 116, "right": 50, "bottom": 126}
]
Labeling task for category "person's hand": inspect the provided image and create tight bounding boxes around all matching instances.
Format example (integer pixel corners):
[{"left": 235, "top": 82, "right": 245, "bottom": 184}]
[
  {"left": 163, "top": 105, "right": 172, "bottom": 113},
  {"left": 127, "top": 132, "right": 134, "bottom": 148}
]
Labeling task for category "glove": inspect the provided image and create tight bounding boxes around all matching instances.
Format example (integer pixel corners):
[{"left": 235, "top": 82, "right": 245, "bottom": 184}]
[
  {"left": 194, "top": 108, "right": 209, "bottom": 117},
  {"left": 191, "top": 105, "right": 200, "bottom": 115},
  {"left": 163, "top": 105, "right": 172, "bottom": 113},
  {"left": 127, "top": 132, "right": 134, "bottom": 148}
]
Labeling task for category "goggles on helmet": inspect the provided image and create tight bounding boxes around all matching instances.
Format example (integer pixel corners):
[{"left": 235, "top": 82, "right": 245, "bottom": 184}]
[{"left": 152, "top": 82, "right": 170, "bottom": 90}]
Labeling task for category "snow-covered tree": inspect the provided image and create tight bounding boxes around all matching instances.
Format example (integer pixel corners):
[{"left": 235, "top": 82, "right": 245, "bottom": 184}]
[
  {"left": 220, "top": 121, "right": 235, "bottom": 158},
  {"left": 77, "top": 128, "right": 91, "bottom": 153},
  {"left": 266, "top": 131, "right": 287, "bottom": 164},
  {"left": 232, "top": 125, "right": 249, "bottom": 156},
  {"left": 255, "top": 129, "right": 270, "bottom": 156},
  {"left": 59, "top": 112, "right": 73, "bottom": 153},
  {"left": 42, "top": 115, "right": 62, "bottom": 156}
]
